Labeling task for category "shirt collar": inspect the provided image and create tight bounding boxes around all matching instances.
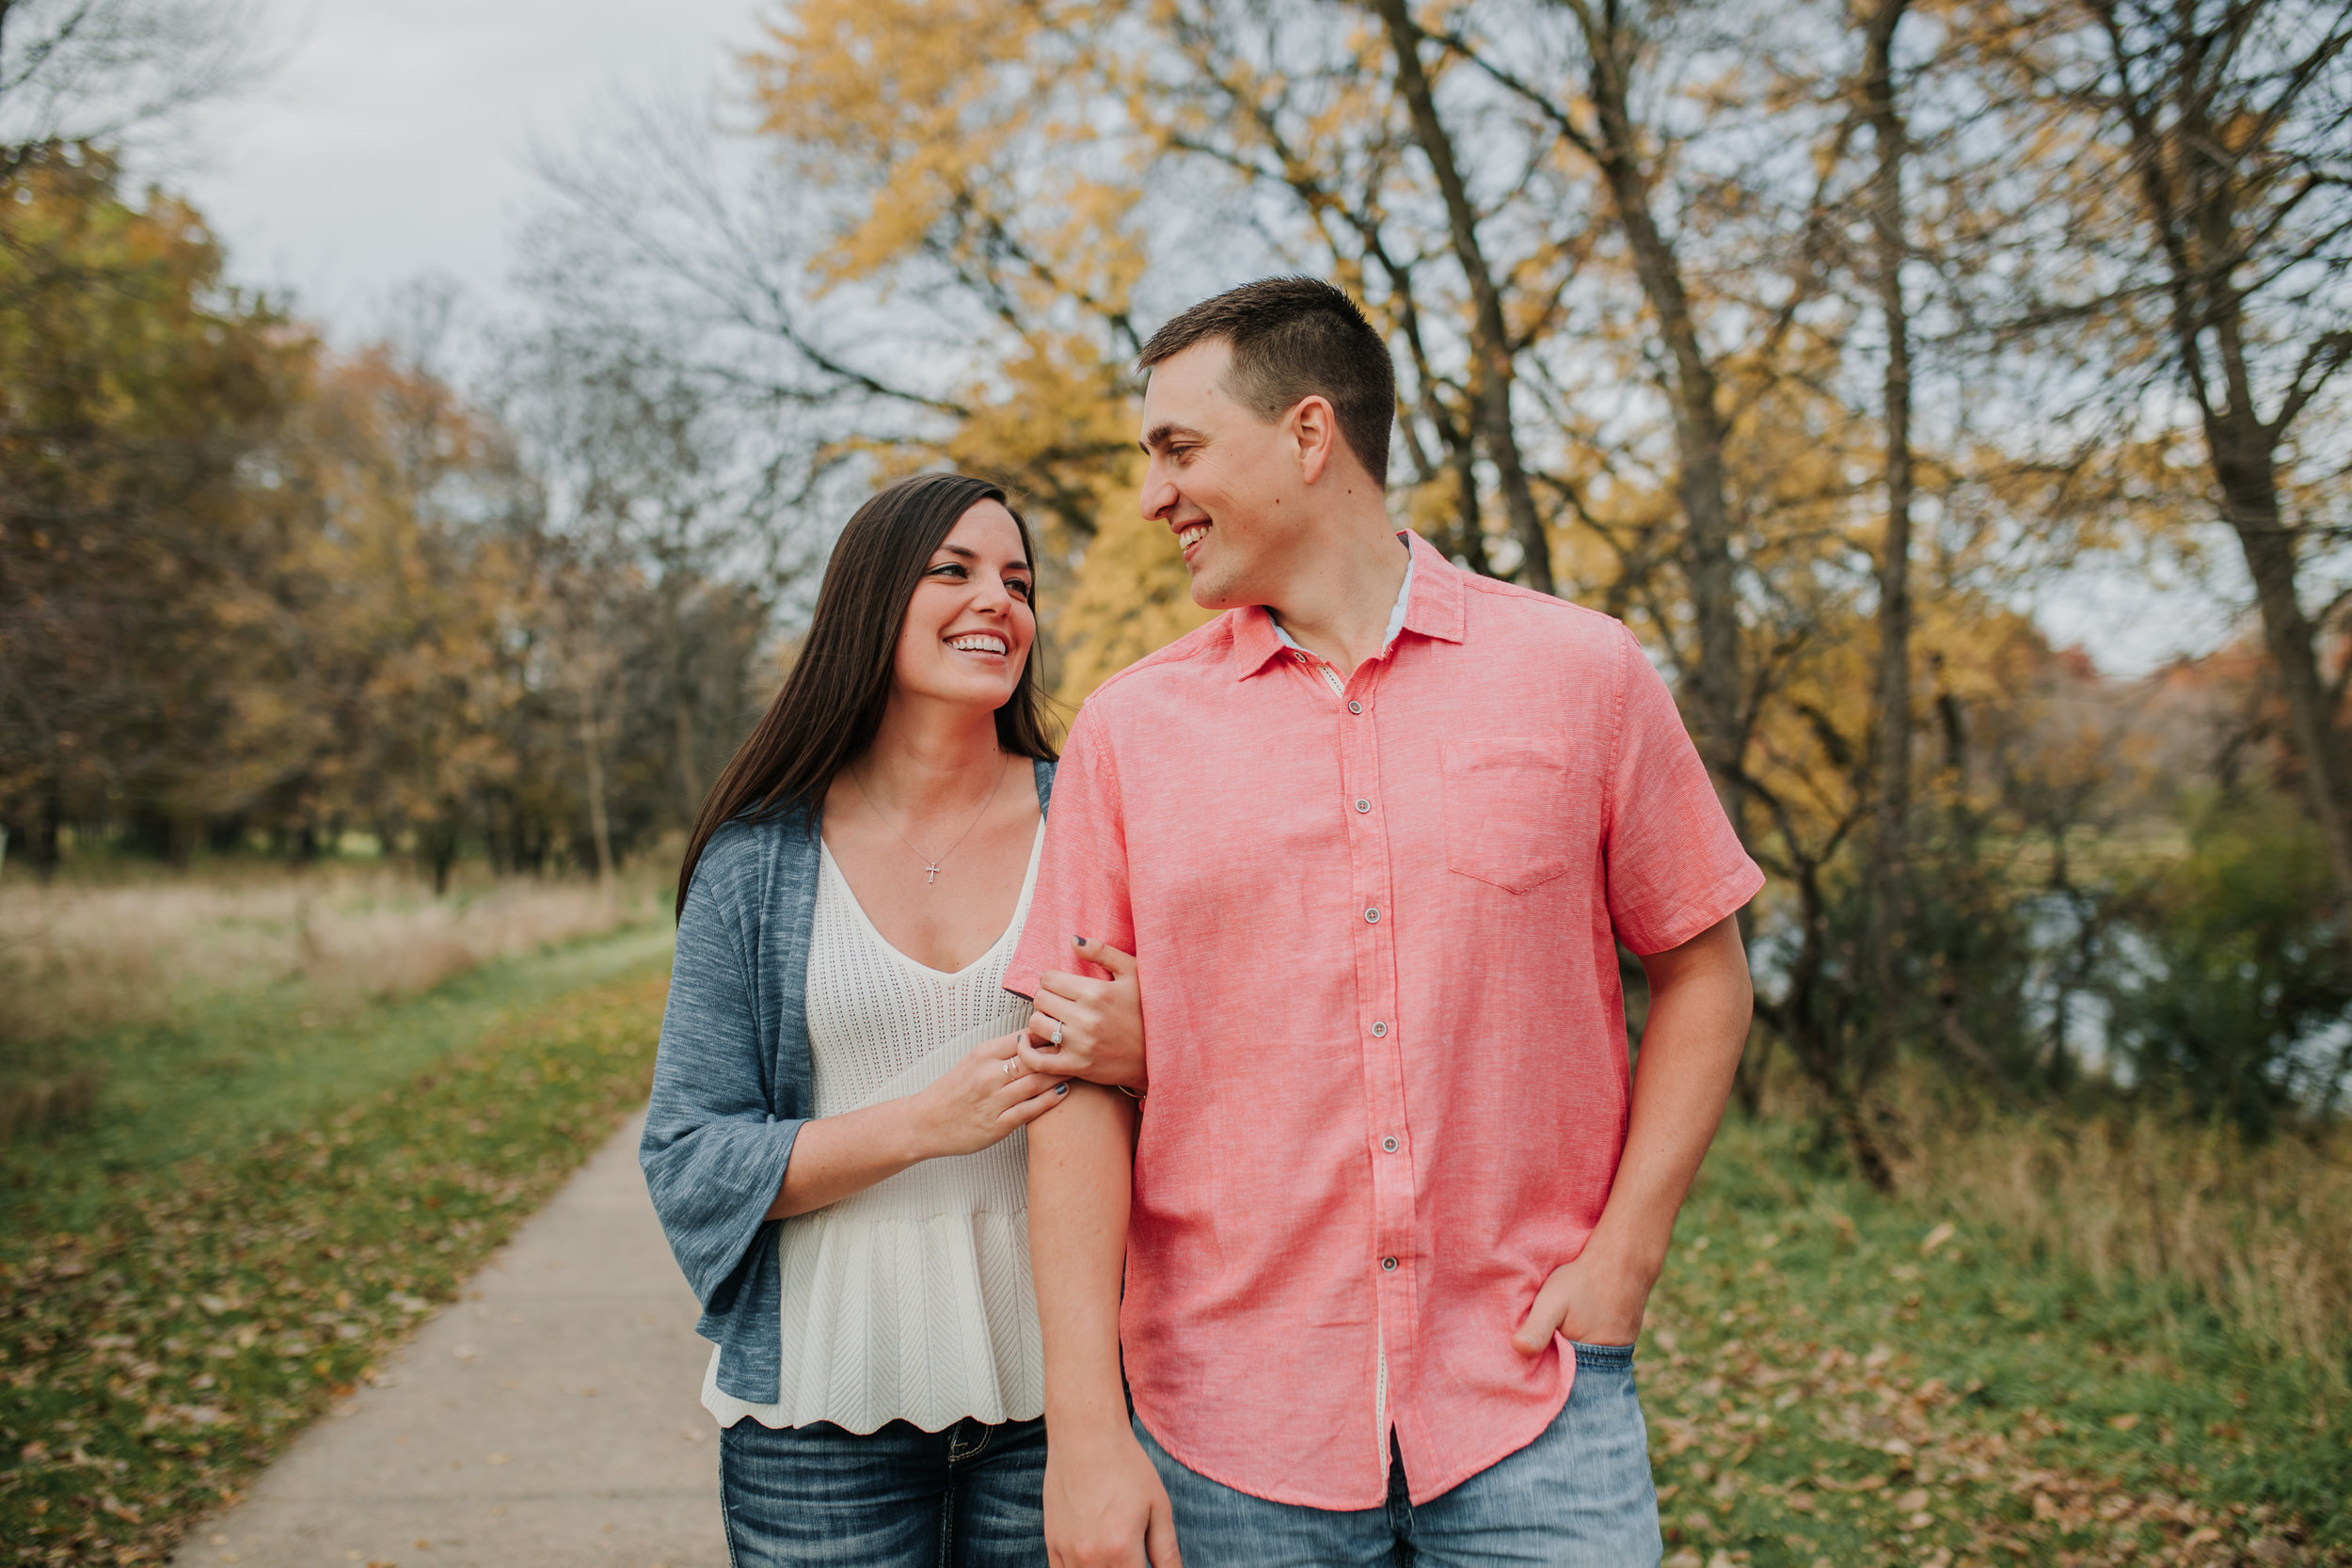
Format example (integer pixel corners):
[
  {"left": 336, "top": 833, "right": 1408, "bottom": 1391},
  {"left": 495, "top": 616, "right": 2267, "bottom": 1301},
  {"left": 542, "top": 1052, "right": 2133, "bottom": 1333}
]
[{"left": 1234, "top": 531, "right": 1466, "bottom": 679}]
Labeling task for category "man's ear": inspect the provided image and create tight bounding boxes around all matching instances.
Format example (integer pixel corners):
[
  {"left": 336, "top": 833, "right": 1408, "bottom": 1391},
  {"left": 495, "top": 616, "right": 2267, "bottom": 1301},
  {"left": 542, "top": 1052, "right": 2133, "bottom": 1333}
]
[{"left": 1288, "top": 394, "right": 1340, "bottom": 485}]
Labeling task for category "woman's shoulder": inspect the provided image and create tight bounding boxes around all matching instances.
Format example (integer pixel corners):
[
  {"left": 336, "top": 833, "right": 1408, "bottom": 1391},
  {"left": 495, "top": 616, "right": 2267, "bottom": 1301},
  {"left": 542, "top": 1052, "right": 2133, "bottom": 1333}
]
[{"left": 691, "top": 804, "right": 822, "bottom": 911}]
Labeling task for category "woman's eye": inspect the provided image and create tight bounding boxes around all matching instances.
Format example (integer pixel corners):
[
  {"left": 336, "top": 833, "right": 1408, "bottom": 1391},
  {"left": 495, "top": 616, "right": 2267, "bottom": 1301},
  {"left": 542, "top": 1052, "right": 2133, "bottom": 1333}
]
[
  {"left": 930, "top": 562, "right": 967, "bottom": 578},
  {"left": 1008, "top": 578, "right": 1032, "bottom": 598}
]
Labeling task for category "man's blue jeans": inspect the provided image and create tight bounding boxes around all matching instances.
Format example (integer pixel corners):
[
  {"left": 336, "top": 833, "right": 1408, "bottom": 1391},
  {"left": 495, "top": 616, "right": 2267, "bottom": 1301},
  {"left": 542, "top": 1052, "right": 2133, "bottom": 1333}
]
[
  {"left": 718, "top": 1415, "right": 1046, "bottom": 1567},
  {"left": 1136, "top": 1342, "right": 1663, "bottom": 1566}
]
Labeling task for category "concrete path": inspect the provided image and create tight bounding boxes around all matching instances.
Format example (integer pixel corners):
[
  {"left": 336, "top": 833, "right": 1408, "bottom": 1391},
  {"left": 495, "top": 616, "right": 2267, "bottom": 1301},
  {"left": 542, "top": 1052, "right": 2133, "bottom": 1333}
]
[{"left": 172, "top": 1115, "right": 726, "bottom": 1568}]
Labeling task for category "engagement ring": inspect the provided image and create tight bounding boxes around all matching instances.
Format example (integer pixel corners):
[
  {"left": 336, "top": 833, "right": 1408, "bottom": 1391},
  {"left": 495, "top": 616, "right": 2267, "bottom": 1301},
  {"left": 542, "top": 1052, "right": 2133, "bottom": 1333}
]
[{"left": 1048, "top": 1020, "right": 1065, "bottom": 1047}]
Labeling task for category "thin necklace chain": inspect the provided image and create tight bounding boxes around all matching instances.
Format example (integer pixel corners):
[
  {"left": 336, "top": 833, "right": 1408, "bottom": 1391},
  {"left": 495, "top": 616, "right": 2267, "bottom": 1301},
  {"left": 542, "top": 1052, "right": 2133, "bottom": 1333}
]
[{"left": 850, "top": 751, "right": 1009, "bottom": 885}]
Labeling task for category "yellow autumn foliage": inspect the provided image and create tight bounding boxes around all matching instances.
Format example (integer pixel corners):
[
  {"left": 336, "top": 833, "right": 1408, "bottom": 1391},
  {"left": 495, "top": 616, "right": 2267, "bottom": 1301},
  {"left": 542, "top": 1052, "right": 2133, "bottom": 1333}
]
[{"left": 1051, "top": 487, "right": 1216, "bottom": 706}]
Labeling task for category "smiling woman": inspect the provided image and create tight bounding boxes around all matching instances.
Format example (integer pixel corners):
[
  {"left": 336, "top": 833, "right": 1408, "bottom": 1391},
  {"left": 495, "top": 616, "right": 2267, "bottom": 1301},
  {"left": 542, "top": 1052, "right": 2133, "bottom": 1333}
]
[
  {"left": 642, "top": 470, "right": 1149, "bottom": 1568},
  {"left": 672, "top": 472, "right": 1057, "bottom": 916}
]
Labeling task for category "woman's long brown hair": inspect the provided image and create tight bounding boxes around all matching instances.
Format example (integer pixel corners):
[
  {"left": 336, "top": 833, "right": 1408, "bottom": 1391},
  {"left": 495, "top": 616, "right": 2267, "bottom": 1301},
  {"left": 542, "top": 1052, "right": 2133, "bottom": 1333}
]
[{"left": 675, "top": 472, "right": 1057, "bottom": 920}]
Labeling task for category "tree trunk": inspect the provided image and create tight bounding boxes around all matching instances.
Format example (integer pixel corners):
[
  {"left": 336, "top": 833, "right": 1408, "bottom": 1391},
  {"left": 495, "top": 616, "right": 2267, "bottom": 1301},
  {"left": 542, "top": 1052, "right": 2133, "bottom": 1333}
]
[
  {"left": 1376, "top": 244, "right": 1496, "bottom": 577},
  {"left": 2087, "top": 0, "right": 2352, "bottom": 915},
  {"left": 2217, "top": 439, "right": 2352, "bottom": 911},
  {"left": 1373, "top": 0, "right": 1554, "bottom": 594},
  {"left": 1446, "top": 422, "right": 1493, "bottom": 578},
  {"left": 577, "top": 680, "right": 617, "bottom": 891},
  {"left": 1861, "top": 0, "right": 1915, "bottom": 1070},
  {"left": 661, "top": 572, "right": 708, "bottom": 822},
  {"left": 33, "top": 769, "right": 60, "bottom": 880},
  {"left": 1767, "top": 864, "right": 1896, "bottom": 1192},
  {"left": 1572, "top": 9, "right": 1744, "bottom": 819},
  {"left": 425, "top": 815, "right": 458, "bottom": 896}
]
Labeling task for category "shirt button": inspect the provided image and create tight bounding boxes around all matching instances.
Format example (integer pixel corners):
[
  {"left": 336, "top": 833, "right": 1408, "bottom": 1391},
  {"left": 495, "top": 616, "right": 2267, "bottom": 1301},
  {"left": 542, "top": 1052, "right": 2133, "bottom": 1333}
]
[
  {"left": 1371, "top": 1021, "right": 1388, "bottom": 1037},
  {"left": 1380, "top": 1256, "right": 1398, "bottom": 1272},
  {"left": 1363, "top": 907, "right": 1380, "bottom": 924},
  {"left": 1382, "top": 1136, "right": 1399, "bottom": 1153},
  {"left": 1354, "top": 799, "right": 1371, "bottom": 813},
  {"left": 1347, "top": 700, "right": 1363, "bottom": 714}
]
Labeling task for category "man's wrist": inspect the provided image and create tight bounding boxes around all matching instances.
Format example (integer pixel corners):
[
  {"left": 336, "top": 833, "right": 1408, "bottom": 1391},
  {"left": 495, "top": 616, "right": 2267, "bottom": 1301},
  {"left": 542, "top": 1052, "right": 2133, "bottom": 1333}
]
[{"left": 1581, "top": 1221, "right": 1669, "bottom": 1292}]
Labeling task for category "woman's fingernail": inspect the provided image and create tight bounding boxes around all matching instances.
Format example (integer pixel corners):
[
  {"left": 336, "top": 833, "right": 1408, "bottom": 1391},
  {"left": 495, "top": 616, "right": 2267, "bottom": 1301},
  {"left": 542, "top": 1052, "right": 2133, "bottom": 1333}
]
[
  {"left": 1055, "top": 1082, "right": 1070, "bottom": 1095},
  {"left": 1074, "top": 935, "right": 1089, "bottom": 946}
]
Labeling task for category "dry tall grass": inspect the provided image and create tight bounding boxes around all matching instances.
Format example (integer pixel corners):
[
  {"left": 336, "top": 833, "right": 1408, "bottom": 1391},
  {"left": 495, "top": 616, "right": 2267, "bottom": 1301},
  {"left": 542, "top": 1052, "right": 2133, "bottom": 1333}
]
[
  {"left": 1883, "top": 1087, "right": 2352, "bottom": 1381},
  {"left": 0, "top": 863, "right": 664, "bottom": 1049}
]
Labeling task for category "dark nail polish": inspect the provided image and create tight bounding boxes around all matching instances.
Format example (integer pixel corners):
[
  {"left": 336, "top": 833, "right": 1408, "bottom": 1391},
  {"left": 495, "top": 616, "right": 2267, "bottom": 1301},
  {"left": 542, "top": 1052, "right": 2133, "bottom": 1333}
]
[
  {"left": 1074, "top": 935, "right": 1089, "bottom": 946},
  {"left": 1055, "top": 1082, "right": 1070, "bottom": 1095}
]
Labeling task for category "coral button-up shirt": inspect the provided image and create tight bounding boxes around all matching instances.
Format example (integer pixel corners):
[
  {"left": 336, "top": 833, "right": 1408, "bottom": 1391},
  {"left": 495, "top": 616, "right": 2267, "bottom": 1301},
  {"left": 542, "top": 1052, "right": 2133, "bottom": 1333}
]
[{"left": 1004, "top": 532, "right": 1762, "bottom": 1509}]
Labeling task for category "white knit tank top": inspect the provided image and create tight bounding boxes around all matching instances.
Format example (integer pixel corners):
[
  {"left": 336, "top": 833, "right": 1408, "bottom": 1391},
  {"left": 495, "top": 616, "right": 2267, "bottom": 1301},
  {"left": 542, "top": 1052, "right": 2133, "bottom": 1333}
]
[{"left": 700, "top": 825, "right": 1044, "bottom": 1433}]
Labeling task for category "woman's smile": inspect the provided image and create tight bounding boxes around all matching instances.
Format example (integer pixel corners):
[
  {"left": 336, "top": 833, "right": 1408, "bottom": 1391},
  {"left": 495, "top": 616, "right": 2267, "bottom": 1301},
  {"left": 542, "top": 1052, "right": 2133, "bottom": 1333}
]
[{"left": 946, "top": 631, "right": 1010, "bottom": 657}]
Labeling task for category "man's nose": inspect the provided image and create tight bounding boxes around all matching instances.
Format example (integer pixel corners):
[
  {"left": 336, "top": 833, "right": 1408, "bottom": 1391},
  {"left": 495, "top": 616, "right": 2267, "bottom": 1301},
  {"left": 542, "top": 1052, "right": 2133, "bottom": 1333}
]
[{"left": 1140, "top": 460, "right": 1178, "bottom": 521}]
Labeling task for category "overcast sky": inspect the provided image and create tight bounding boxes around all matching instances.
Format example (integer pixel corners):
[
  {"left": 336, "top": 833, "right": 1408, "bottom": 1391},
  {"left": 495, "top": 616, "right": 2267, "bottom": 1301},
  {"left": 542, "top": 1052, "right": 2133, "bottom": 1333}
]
[
  {"left": 155, "top": 0, "right": 2244, "bottom": 673},
  {"left": 174, "top": 0, "right": 762, "bottom": 332}
]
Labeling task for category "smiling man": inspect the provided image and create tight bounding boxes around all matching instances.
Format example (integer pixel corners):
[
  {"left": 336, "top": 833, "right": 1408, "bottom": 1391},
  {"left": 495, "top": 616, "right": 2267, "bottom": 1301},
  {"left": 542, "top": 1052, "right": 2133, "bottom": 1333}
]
[{"left": 1005, "top": 277, "right": 1763, "bottom": 1567}]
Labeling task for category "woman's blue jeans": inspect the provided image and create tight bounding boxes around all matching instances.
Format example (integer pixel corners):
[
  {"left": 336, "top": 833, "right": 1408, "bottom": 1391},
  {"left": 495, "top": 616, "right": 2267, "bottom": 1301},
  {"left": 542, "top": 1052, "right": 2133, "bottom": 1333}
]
[{"left": 718, "top": 1415, "right": 1047, "bottom": 1568}]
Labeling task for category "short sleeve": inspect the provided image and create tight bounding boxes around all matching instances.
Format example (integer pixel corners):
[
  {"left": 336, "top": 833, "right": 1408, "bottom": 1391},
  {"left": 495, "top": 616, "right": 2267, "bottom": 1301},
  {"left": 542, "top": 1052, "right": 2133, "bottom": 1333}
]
[
  {"left": 1004, "top": 703, "right": 1133, "bottom": 999},
  {"left": 1603, "top": 627, "right": 1765, "bottom": 955}
]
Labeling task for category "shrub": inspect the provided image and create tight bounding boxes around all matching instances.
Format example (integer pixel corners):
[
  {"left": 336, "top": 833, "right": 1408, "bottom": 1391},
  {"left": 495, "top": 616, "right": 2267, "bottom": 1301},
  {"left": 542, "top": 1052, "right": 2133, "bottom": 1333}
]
[{"left": 2103, "top": 805, "right": 2351, "bottom": 1138}]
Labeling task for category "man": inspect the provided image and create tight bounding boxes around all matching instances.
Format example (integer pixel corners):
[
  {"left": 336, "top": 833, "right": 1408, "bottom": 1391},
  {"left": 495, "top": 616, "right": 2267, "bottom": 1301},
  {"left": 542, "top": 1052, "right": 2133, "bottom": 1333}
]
[{"left": 1006, "top": 277, "right": 1761, "bottom": 1566}]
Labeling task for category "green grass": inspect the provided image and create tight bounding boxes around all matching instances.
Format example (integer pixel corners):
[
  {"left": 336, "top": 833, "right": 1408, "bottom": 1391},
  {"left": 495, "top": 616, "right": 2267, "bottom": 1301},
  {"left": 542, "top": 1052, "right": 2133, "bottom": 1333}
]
[
  {"left": 4, "top": 923, "right": 2344, "bottom": 1567},
  {"left": 1646, "top": 1117, "right": 2351, "bottom": 1566},
  {"left": 0, "top": 926, "right": 676, "bottom": 1566}
]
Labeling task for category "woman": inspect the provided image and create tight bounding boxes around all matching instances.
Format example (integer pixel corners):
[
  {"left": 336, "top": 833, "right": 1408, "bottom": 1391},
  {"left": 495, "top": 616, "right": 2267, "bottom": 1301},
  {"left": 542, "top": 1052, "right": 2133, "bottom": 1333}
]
[{"left": 643, "top": 472, "right": 1144, "bottom": 1566}]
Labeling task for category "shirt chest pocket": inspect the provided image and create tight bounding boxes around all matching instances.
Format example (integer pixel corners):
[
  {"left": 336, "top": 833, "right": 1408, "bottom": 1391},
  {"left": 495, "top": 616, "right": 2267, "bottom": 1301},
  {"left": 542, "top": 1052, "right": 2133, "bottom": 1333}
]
[{"left": 1439, "top": 736, "right": 1573, "bottom": 893}]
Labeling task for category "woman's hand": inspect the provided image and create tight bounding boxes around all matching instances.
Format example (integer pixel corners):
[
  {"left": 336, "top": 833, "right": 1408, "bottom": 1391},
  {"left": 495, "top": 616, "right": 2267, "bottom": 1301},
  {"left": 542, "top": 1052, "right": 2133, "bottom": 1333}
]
[
  {"left": 769, "top": 1035, "right": 1067, "bottom": 1218},
  {"left": 1017, "top": 937, "right": 1146, "bottom": 1092},
  {"left": 907, "top": 1032, "right": 1071, "bottom": 1159}
]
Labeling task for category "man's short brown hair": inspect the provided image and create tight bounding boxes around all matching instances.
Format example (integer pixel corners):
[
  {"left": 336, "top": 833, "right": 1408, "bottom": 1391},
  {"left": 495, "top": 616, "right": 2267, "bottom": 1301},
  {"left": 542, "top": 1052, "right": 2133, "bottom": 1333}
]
[{"left": 1137, "top": 277, "right": 1394, "bottom": 485}]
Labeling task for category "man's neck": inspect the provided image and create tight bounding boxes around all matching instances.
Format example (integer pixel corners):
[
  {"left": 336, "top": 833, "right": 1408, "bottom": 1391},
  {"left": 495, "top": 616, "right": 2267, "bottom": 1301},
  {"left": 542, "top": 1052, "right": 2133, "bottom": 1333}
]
[{"left": 1265, "top": 521, "right": 1411, "bottom": 676}]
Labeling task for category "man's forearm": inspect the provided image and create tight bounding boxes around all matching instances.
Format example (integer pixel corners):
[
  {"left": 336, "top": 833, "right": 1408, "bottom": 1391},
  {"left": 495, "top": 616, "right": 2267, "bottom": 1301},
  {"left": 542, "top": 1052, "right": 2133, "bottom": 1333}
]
[
  {"left": 1028, "top": 1082, "right": 1136, "bottom": 1433},
  {"left": 1514, "top": 915, "right": 1755, "bottom": 1353},
  {"left": 1597, "top": 917, "right": 1755, "bottom": 1279}
]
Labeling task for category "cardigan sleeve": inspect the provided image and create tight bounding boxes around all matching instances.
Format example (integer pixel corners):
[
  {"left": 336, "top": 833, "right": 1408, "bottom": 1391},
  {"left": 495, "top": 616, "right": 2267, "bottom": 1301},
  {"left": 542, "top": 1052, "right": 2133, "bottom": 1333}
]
[{"left": 640, "top": 828, "right": 804, "bottom": 1315}]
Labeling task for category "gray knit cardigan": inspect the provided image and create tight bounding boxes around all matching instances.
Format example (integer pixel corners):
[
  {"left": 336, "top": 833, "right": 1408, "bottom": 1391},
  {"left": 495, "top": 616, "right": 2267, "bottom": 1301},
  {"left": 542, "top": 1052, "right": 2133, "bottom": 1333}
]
[{"left": 640, "top": 759, "right": 1056, "bottom": 1403}]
